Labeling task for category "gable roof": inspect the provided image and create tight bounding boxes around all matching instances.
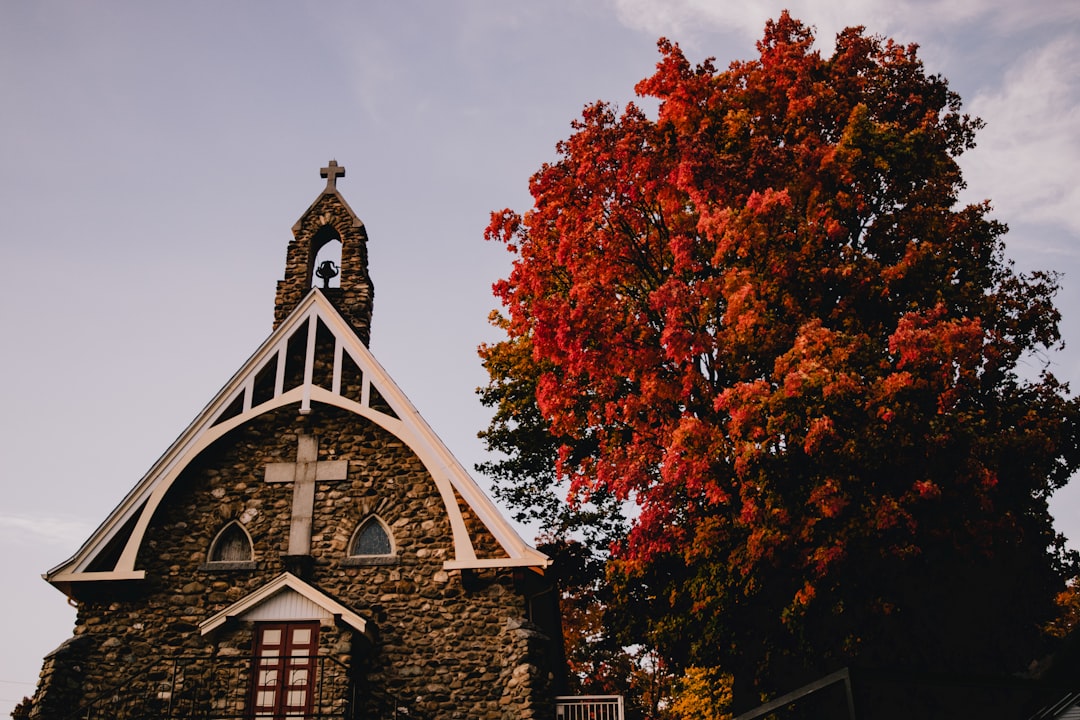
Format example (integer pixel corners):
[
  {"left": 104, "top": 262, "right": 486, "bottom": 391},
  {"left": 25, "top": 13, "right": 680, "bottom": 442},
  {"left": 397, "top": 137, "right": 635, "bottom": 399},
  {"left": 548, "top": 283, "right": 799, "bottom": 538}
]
[
  {"left": 291, "top": 186, "right": 364, "bottom": 234},
  {"left": 46, "top": 289, "right": 549, "bottom": 594},
  {"left": 198, "top": 572, "right": 372, "bottom": 640}
]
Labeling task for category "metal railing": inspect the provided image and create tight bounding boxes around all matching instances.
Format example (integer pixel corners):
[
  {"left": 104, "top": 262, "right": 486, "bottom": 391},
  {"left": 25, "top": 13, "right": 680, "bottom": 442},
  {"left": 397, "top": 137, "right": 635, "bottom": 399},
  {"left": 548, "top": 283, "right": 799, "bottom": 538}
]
[
  {"left": 63, "top": 654, "right": 355, "bottom": 720},
  {"left": 555, "top": 695, "right": 625, "bottom": 720}
]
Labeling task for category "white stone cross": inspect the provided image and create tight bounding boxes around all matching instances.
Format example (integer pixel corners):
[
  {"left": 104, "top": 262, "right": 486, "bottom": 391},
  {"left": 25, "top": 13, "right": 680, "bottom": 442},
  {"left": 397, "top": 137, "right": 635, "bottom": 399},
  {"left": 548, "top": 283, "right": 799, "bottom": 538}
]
[{"left": 265, "top": 434, "right": 348, "bottom": 556}]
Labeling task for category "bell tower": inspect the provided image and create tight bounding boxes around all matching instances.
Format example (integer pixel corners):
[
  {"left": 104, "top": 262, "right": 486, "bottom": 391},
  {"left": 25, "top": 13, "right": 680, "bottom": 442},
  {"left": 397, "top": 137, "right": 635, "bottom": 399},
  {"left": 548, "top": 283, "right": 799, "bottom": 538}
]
[{"left": 273, "top": 160, "right": 374, "bottom": 344}]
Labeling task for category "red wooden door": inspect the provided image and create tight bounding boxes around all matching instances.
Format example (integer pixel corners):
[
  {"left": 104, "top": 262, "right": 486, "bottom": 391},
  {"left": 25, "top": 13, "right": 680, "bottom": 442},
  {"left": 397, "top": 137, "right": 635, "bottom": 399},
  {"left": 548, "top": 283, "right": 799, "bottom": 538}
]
[{"left": 250, "top": 622, "right": 320, "bottom": 718}]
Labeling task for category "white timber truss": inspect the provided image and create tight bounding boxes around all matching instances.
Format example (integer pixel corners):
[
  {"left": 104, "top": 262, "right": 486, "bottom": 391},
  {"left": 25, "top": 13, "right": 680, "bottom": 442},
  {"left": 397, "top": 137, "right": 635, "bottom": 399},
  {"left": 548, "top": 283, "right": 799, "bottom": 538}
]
[{"left": 47, "top": 289, "right": 549, "bottom": 594}]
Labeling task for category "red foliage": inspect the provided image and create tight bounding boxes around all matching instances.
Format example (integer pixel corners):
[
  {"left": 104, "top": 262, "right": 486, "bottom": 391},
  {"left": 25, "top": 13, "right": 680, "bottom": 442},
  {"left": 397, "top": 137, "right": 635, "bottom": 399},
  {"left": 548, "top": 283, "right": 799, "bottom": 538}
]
[{"left": 483, "top": 12, "right": 1080, "bottom": 702}]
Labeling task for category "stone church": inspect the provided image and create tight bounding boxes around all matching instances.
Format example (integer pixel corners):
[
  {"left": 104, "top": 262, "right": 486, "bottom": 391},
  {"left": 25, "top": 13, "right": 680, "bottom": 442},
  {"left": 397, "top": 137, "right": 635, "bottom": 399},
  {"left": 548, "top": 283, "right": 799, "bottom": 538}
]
[{"left": 25, "top": 162, "right": 586, "bottom": 720}]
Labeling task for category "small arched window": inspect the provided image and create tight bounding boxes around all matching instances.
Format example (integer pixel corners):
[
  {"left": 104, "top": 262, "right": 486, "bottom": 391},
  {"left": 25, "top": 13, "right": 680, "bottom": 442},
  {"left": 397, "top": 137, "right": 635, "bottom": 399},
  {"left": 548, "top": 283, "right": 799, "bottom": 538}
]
[
  {"left": 346, "top": 517, "right": 397, "bottom": 565},
  {"left": 208, "top": 522, "right": 254, "bottom": 564}
]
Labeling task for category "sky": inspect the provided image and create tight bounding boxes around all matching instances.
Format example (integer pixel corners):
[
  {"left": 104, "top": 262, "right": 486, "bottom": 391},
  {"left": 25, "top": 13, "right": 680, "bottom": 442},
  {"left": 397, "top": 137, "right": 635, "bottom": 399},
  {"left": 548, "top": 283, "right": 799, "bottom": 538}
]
[{"left": 1, "top": 1, "right": 1078, "bottom": 713}]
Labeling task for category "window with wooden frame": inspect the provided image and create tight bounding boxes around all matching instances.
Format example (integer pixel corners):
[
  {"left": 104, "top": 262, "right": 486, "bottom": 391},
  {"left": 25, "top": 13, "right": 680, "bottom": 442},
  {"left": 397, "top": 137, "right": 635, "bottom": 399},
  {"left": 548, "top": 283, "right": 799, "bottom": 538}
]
[{"left": 205, "top": 521, "right": 255, "bottom": 569}]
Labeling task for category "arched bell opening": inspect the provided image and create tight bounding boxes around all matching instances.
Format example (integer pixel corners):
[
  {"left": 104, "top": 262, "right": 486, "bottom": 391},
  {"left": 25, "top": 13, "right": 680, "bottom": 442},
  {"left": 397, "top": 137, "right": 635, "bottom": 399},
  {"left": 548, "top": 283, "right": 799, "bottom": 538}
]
[{"left": 310, "top": 225, "right": 342, "bottom": 289}]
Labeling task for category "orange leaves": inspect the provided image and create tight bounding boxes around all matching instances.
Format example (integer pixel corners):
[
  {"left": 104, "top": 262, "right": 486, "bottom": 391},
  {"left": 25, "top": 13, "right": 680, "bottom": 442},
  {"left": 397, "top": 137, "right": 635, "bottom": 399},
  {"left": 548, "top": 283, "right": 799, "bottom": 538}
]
[
  {"left": 479, "top": 12, "right": 1080, "bottom": 698},
  {"left": 793, "top": 581, "right": 817, "bottom": 608},
  {"left": 807, "top": 478, "right": 848, "bottom": 519},
  {"left": 714, "top": 380, "right": 769, "bottom": 474},
  {"left": 484, "top": 208, "right": 522, "bottom": 248},
  {"left": 1046, "top": 580, "right": 1080, "bottom": 640},
  {"left": 776, "top": 321, "right": 860, "bottom": 390},
  {"left": 534, "top": 371, "right": 579, "bottom": 437},
  {"left": 808, "top": 544, "right": 847, "bottom": 576},
  {"left": 888, "top": 304, "right": 986, "bottom": 413},
  {"left": 665, "top": 417, "right": 729, "bottom": 500},
  {"left": 869, "top": 494, "right": 913, "bottom": 534},
  {"left": 890, "top": 307, "right": 985, "bottom": 373},
  {"left": 911, "top": 479, "right": 941, "bottom": 500},
  {"left": 803, "top": 416, "right": 836, "bottom": 455},
  {"left": 744, "top": 187, "right": 792, "bottom": 214},
  {"left": 636, "top": 38, "right": 717, "bottom": 136}
]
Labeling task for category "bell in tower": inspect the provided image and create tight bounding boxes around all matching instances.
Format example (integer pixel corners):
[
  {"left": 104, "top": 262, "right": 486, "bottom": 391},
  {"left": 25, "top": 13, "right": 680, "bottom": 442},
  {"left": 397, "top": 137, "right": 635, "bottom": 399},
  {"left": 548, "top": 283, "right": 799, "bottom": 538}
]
[{"left": 274, "top": 160, "right": 374, "bottom": 345}]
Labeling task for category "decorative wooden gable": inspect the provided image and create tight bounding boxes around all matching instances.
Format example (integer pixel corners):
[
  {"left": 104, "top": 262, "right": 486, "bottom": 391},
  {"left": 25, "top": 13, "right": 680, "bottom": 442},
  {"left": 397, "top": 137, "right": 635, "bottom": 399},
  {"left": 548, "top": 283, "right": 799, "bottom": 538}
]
[{"left": 199, "top": 572, "right": 373, "bottom": 639}]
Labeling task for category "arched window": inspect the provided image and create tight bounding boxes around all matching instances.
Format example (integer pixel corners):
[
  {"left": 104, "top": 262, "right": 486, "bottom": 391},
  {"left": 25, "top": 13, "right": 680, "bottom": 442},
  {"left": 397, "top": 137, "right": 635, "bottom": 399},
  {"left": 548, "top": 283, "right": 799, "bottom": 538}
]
[
  {"left": 346, "top": 517, "right": 397, "bottom": 565},
  {"left": 208, "top": 521, "right": 254, "bottom": 564}
]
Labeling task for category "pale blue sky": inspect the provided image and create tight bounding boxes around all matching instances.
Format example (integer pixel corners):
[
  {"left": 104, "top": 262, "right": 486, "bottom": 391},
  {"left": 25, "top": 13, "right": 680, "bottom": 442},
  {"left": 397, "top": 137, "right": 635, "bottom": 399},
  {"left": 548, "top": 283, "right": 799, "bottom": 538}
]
[{"left": 1, "top": 2, "right": 1078, "bottom": 713}]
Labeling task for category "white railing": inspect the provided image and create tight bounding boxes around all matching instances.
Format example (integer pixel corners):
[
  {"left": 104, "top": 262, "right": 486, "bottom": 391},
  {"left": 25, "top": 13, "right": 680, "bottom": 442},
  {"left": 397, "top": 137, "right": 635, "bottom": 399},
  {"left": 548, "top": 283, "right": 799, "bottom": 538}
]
[{"left": 555, "top": 695, "right": 625, "bottom": 720}]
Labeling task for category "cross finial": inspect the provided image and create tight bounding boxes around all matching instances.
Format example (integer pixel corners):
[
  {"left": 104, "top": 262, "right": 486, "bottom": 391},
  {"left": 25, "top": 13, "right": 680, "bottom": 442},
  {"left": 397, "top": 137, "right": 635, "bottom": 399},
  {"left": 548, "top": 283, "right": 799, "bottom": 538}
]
[{"left": 320, "top": 160, "right": 345, "bottom": 191}]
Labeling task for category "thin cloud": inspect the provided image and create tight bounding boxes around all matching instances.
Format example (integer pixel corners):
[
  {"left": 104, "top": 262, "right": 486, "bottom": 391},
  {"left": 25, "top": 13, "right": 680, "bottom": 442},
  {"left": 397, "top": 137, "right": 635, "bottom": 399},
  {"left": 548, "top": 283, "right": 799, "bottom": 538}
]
[
  {"left": 0, "top": 513, "right": 92, "bottom": 549},
  {"left": 610, "top": 0, "right": 913, "bottom": 49},
  {"left": 963, "top": 34, "right": 1080, "bottom": 236},
  {"left": 611, "top": 0, "right": 1078, "bottom": 46},
  {"left": 609, "top": 0, "right": 1080, "bottom": 245}
]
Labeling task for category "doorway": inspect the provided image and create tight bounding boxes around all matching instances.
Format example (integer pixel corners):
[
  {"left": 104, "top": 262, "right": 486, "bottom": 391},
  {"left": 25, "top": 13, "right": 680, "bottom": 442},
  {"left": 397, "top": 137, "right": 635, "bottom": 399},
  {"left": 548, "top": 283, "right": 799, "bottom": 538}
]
[{"left": 250, "top": 621, "right": 320, "bottom": 718}]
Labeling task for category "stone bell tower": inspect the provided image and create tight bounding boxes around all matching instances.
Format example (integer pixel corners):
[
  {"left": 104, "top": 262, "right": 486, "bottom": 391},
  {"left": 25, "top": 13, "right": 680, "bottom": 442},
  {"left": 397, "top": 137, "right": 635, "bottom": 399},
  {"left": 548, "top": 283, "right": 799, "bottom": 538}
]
[{"left": 273, "top": 160, "right": 374, "bottom": 344}]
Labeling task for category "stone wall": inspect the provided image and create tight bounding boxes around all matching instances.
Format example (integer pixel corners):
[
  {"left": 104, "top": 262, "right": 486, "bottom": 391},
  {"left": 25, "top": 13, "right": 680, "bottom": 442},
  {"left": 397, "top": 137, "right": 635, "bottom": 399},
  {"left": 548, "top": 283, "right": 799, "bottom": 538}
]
[
  {"left": 24, "top": 636, "right": 91, "bottom": 719},
  {"left": 29, "top": 402, "right": 555, "bottom": 719}
]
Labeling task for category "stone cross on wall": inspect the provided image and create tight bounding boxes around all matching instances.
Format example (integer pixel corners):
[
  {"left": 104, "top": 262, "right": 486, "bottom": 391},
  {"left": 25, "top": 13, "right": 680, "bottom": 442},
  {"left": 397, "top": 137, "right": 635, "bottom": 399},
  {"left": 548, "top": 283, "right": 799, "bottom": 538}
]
[
  {"left": 320, "top": 160, "right": 345, "bottom": 192},
  {"left": 265, "top": 434, "right": 348, "bottom": 556}
]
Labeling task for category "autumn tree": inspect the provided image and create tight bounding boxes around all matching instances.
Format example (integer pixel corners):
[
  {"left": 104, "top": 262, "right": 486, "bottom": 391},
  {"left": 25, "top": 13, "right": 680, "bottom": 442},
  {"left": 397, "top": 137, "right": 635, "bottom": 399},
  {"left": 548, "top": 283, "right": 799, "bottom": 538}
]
[
  {"left": 478, "top": 316, "right": 642, "bottom": 704},
  {"left": 479, "top": 12, "right": 1080, "bottom": 709},
  {"left": 669, "top": 667, "right": 733, "bottom": 720}
]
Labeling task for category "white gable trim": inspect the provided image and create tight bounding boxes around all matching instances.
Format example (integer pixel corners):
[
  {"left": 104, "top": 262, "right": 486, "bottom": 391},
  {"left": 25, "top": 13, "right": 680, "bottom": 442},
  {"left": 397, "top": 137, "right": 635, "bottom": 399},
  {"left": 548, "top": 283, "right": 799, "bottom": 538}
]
[
  {"left": 47, "top": 290, "right": 548, "bottom": 590},
  {"left": 198, "top": 572, "right": 371, "bottom": 639}
]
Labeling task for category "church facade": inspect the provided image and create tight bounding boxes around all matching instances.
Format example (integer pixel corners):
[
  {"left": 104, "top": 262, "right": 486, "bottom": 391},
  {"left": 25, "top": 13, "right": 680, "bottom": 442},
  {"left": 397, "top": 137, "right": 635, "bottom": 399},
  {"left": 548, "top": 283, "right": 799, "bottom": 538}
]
[{"left": 27, "top": 162, "right": 566, "bottom": 720}]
